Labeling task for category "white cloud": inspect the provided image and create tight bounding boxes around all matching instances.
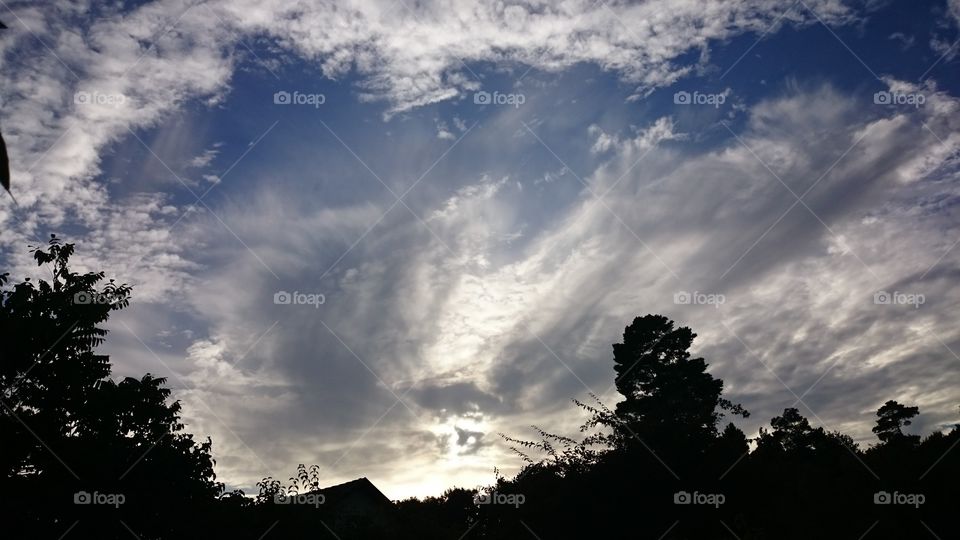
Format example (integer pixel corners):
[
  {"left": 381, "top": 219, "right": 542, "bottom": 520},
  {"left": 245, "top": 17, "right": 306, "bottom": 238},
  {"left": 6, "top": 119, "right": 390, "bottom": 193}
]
[
  {"left": 589, "top": 116, "right": 683, "bottom": 154},
  {"left": 0, "top": 0, "right": 858, "bottom": 267},
  {"left": 435, "top": 119, "right": 455, "bottom": 140},
  {"left": 139, "top": 81, "right": 960, "bottom": 497},
  {"left": 188, "top": 144, "right": 223, "bottom": 168},
  {"left": 227, "top": 0, "right": 854, "bottom": 115},
  {"left": 3, "top": 0, "right": 959, "bottom": 500}
]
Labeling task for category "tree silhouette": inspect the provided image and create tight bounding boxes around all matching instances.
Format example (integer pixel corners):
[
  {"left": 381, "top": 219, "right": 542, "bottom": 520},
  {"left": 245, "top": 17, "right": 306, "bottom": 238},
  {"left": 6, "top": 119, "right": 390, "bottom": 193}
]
[
  {"left": 1, "top": 235, "right": 220, "bottom": 539},
  {"left": 608, "top": 314, "right": 748, "bottom": 451},
  {"left": 489, "top": 315, "right": 754, "bottom": 539},
  {"left": 1, "top": 236, "right": 128, "bottom": 481},
  {"left": 490, "top": 315, "right": 957, "bottom": 540},
  {"left": 873, "top": 400, "right": 920, "bottom": 444}
]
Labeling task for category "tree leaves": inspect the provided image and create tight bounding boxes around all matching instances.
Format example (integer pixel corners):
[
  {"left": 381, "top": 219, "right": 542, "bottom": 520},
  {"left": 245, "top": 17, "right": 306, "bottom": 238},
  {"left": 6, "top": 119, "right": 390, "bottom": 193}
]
[
  {"left": 1, "top": 21, "right": 14, "bottom": 203},
  {"left": 1, "top": 236, "right": 222, "bottom": 538},
  {"left": 0, "top": 130, "right": 10, "bottom": 200}
]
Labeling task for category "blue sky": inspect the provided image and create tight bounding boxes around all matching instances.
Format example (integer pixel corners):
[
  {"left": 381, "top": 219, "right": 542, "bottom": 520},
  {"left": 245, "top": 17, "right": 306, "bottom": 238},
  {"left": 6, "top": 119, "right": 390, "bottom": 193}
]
[{"left": 2, "top": 0, "right": 960, "bottom": 499}]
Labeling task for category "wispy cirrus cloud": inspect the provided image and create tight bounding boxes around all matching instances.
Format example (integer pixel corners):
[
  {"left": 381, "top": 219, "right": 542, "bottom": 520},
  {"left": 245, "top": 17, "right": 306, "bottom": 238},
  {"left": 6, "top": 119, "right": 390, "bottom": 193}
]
[
  {"left": 138, "top": 79, "right": 960, "bottom": 496},
  {"left": 2, "top": 0, "right": 960, "bottom": 501}
]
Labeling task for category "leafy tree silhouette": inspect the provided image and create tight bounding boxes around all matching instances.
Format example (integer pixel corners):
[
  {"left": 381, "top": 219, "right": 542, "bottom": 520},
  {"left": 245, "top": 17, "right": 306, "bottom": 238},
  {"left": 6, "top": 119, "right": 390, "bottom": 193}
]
[
  {"left": 488, "top": 316, "right": 958, "bottom": 540},
  {"left": 489, "top": 315, "right": 753, "bottom": 539},
  {"left": 610, "top": 314, "right": 748, "bottom": 449},
  {"left": 1, "top": 235, "right": 220, "bottom": 539},
  {"left": 873, "top": 399, "right": 920, "bottom": 445}
]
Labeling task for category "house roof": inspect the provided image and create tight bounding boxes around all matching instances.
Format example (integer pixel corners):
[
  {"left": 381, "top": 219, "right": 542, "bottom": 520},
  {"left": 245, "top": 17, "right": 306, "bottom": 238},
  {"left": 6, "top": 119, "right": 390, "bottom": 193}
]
[{"left": 310, "top": 477, "right": 394, "bottom": 511}]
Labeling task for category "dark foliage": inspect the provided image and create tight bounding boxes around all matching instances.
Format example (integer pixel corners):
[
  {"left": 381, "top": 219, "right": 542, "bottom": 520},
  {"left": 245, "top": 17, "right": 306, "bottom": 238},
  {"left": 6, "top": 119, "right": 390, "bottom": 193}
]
[
  {"left": 0, "top": 130, "right": 10, "bottom": 198},
  {"left": 2, "top": 238, "right": 957, "bottom": 539},
  {"left": 1, "top": 236, "right": 220, "bottom": 539}
]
